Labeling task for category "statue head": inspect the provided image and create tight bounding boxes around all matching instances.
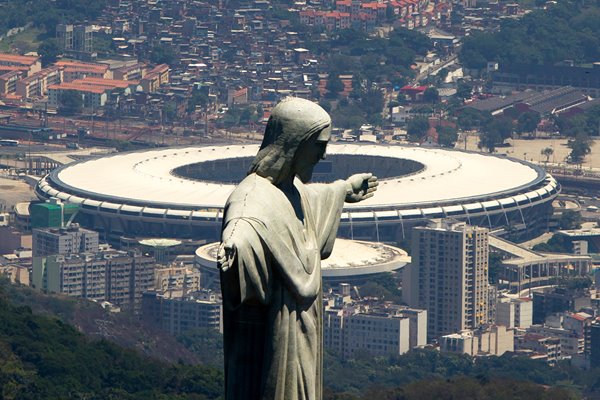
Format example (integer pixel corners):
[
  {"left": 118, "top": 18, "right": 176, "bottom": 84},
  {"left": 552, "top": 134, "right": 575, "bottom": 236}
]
[{"left": 249, "top": 97, "right": 331, "bottom": 185}]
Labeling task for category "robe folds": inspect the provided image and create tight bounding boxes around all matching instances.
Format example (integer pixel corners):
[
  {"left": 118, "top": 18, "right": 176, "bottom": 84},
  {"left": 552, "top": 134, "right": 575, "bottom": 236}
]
[{"left": 219, "top": 173, "right": 347, "bottom": 400}]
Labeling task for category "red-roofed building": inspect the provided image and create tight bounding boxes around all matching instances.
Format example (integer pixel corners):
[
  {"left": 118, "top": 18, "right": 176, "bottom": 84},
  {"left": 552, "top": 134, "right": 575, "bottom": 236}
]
[
  {"left": 141, "top": 64, "right": 169, "bottom": 92},
  {"left": 16, "top": 66, "right": 63, "bottom": 99},
  {"left": 227, "top": 87, "right": 249, "bottom": 106},
  {"left": 56, "top": 60, "right": 111, "bottom": 82},
  {"left": 400, "top": 85, "right": 428, "bottom": 101},
  {"left": 0, "top": 70, "right": 23, "bottom": 96},
  {"left": 361, "top": 2, "right": 387, "bottom": 21},
  {"left": 0, "top": 53, "right": 41, "bottom": 76}
]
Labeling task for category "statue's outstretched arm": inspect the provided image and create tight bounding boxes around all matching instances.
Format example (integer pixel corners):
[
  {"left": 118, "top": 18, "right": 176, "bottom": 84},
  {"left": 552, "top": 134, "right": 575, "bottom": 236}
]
[{"left": 345, "top": 173, "right": 378, "bottom": 203}]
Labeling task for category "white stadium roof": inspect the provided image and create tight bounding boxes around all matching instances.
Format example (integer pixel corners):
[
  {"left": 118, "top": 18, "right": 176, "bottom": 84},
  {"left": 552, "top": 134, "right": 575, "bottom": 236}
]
[
  {"left": 195, "top": 239, "right": 410, "bottom": 279},
  {"left": 38, "top": 144, "right": 545, "bottom": 211}
]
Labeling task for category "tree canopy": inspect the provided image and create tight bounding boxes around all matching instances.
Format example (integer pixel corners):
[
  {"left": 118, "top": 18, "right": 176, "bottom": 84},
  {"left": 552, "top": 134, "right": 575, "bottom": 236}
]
[
  {"left": 0, "top": 0, "right": 107, "bottom": 35},
  {"left": 461, "top": 0, "right": 600, "bottom": 68},
  {"left": 0, "top": 281, "right": 223, "bottom": 399}
]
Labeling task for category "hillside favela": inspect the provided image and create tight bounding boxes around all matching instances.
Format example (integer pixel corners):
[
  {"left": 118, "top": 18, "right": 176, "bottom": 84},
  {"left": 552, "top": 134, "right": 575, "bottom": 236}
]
[{"left": 1, "top": 0, "right": 600, "bottom": 399}]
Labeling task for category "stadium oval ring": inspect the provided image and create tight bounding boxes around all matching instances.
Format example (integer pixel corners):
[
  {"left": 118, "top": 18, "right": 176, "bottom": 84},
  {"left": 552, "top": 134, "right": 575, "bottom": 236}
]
[
  {"left": 195, "top": 238, "right": 411, "bottom": 286},
  {"left": 35, "top": 144, "right": 560, "bottom": 242}
]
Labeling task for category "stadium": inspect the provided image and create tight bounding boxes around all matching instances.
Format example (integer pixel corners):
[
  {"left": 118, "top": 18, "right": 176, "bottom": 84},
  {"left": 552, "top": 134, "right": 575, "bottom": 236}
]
[
  {"left": 35, "top": 144, "right": 560, "bottom": 243},
  {"left": 194, "top": 239, "right": 411, "bottom": 287}
]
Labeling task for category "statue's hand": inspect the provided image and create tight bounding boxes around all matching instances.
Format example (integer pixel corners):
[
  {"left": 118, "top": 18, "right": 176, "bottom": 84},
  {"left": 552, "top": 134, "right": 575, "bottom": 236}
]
[
  {"left": 345, "top": 173, "right": 378, "bottom": 203},
  {"left": 217, "top": 242, "right": 236, "bottom": 272}
]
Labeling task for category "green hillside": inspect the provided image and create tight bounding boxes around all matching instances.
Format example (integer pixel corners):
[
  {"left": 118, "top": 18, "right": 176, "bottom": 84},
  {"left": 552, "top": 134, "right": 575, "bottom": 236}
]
[
  {"left": 0, "top": 284, "right": 223, "bottom": 400},
  {"left": 461, "top": 0, "right": 600, "bottom": 68}
]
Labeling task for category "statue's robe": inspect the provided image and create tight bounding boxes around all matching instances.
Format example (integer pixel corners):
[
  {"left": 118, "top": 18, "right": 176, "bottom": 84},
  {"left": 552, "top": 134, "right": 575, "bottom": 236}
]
[{"left": 220, "top": 173, "right": 347, "bottom": 400}]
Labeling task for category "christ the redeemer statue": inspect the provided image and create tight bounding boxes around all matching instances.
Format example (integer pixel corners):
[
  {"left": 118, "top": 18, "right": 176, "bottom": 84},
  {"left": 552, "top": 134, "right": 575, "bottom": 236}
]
[{"left": 218, "top": 97, "right": 378, "bottom": 400}]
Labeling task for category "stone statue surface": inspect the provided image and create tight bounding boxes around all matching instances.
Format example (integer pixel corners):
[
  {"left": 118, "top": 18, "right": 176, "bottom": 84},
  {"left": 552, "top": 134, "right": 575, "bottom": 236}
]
[{"left": 218, "top": 97, "right": 378, "bottom": 400}]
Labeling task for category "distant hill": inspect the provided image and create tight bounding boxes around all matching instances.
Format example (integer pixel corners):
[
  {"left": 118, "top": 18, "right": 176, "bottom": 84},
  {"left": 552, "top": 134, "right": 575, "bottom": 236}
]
[
  {"left": 1, "top": 279, "right": 200, "bottom": 365},
  {"left": 461, "top": 0, "right": 600, "bottom": 69},
  {"left": 0, "top": 279, "right": 223, "bottom": 399}
]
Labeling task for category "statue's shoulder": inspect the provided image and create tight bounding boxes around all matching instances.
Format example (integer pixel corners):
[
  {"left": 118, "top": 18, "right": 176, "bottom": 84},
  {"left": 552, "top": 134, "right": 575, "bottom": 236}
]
[{"left": 226, "top": 173, "right": 277, "bottom": 205}]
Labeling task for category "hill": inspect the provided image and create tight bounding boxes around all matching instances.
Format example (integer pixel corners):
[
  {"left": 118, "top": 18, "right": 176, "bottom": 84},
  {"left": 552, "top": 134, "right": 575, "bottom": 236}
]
[
  {"left": 1, "top": 279, "right": 199, "bottom": 365},
  {"left": 461, "top": 0, "right": 600, "bottom": 69},
  {"left": 0, "top": 280, "right": 223, "bottom": 399}
]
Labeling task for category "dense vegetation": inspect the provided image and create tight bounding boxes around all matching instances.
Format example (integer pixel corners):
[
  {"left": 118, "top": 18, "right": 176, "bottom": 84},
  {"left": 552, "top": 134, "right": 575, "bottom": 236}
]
[
  {"left": 461, "top": 0, "right": 600, "bottom": 68},
  {"left": 4, "top": 277, "right": 600, "bottom": 398},
  {"left": 0, "top": 282, "right": 223, "bottom": 399},
  {"left": 307, "top": 28, "right": 431, "bottom": 87},
  {"left": 0, "top": 0, "right": 107, "bottom": 63},
  {"left": 321, "top": 349, "right": 600, "bottom": 399},
  {"left": 300, "top": 28, "right": 432, "bottom": 128},
  {"left": 0, "top": 0, "right": 106, "bottom": 34}
]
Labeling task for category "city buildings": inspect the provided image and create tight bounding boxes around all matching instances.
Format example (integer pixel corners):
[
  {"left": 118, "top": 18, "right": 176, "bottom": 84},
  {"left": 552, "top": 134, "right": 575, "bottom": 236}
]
[
  {"left": 323, "top": 282, "right": 427, "bottom": 359},
  {"left": 496, "top": 298, "right": 533, "bottom": 329},
  {"left": 56, "top": 24, "right": 94, "bottom": 55},
  {"left": 516, "top": 333, "right": 562, "bottom": 365},
  {"left": 404, "top": 219, "right": 490, "bottom": 340},
  {"left": 32, "top": 224, "right": 99, "bottom": 257},
  {"left": 0, "top": 54, "right": 41, "bottom": 76},
  {"left": 153, "top": 263, "right": 201, "bottom": 298},
  {"left": 590, "top": 322, "right": 600, "bottom": 368},
  {"left": 32, "top": 249, "right": 156, "bottom": 311},
  {"left": 323, "top": 297, "right": 427, "bottom": 359},
  {"left": 533, "top": 288, "right": 592, "bottom": 324},
  {"left": 141, "top": 290, "right": 222, "bottom": 334},
  {"left": 440, "top": 325, "right": 514, "bottom": 356}
]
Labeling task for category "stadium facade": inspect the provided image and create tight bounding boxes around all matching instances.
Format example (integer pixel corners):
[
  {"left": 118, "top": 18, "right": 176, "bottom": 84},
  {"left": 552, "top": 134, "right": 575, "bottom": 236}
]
[{"left": 35, "top": 144, "right": 560, "bottom": 243}]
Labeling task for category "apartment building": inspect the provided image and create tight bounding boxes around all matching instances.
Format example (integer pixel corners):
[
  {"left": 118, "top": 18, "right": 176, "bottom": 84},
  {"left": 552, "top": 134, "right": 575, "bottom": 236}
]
[
  {"left": 55, "top": 60, "right": 111, "bottom": 82},
  {"left": 140, "top": 64, "right": 169, "bottom": 92},
  {"left": 154, "top": 264, "right": 201, "bottom": 298},
  {"left": 141, "top": 290, "right": 222, "bottom": 334},
  {"left": 15, "top": 66, "right": 63, "bottom": 99},
  {"left": 0, "top": 70, "right": 22, "bottom": 95},
  {"left": 440, "top": 325, "right": 514, "bottom": 356},
  {"left": 113, "top": 63, "right": 146, "bottom": 81},
  {"left": 496, "top": 297, "right": 533, "bottom": 329},
  {"left": 324, "top": 301, "right": 427, "bottom": 359},
  {"left": 404, "top": 219, "right": 490, "bottom": 340},
  {"left": 0, "top": 53, "right": 41, "bottom": 76},
  {"left": 32, "top": 224, "right": 99, "bottom": 257},
  {"left": 32, "top": 250, "right": 156, "bottom": 311},
  {"left": 57, "top": 24, "right": 93, "bottom": 53},
  {"left": 516, "top": 333, "right": 561, "bottom": 365}
]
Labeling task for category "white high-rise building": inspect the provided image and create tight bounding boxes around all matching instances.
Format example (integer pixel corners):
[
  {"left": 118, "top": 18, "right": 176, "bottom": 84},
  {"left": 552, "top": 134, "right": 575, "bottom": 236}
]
[
  {"left": 32, "top": 224, "right": 99, "bottom": 257},
  {"left": 404, "top": 219, "right": 490, "bottom": 340},
  {"left": 496, "top": 298, "right": 533, "bottom": 329}
]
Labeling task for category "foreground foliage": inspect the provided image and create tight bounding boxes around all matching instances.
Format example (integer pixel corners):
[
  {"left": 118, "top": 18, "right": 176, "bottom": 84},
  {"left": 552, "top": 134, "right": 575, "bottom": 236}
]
[
  {"left": 461, "top": 0, "right": 600, "bottom": 68},
  {"left": 0, "top": 285, "right": 223, "bottom": 400}
]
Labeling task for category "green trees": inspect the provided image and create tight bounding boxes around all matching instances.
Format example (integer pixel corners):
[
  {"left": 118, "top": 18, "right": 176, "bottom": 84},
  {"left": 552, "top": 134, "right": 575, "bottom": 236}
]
[
  {"left": 555, "top": 108, "right": 598, "bottom": 163},
  {"left": 0, "top": 282, "right": 223, "bottom": 399},
  {"left": 221, "top": 104, "right": 263, "bottom": 127},
  {"left": 516, "top": 112, "right": 541, "bottom": 135},
  {"left": 456, "top": 108, "right": 491, "bottom": 131},
  {"left": 326, "top": 75, "right": 344, "bottom": 99},
  {"left": 150, "top": 44, "right": 176, "bottom": 65},
  {"left": 437, "top": 125, "right": 459, "bottom": 147},
  {"left": 38, "top": 38, "right": 61, "bottom": 66},
  {"left": 559, "top": 210, "right": 583, "bottom": 230},
  {"left": 455, "top": 81, "right": 473, "bottom": 101},
  {"left": 58, "top": 90, "right": 83, "bottom": 115},
  {"left": 461, "top": 0, "right": 600, "bottom": 68},
  {"left": 423, "top": 87, "right": 440, "bottom": 104},
  {"left": 478, "top": 117, "right": 513, "bottom": 152},
  {"left": 309, "top": 28, "right": 430, "bottom": 91},
  {"left": 0, "top": 0, "right": 107, "bottom": 35},
  {"left": 541, "top": 147, "right": 554, "bottom": 164},
  {"left": 406, "top": 116, "right": 430, "bottom": 142},
  {"left": 567, "top": 133, "right": 592, "bottom": 163}
]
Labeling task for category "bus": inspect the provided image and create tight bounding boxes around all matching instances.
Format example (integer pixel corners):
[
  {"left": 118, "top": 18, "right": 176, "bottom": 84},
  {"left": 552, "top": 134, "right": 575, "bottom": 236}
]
[{"left": 0, "top": 139, "right": 19, "bottom": 146}]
